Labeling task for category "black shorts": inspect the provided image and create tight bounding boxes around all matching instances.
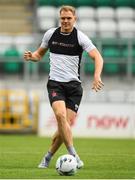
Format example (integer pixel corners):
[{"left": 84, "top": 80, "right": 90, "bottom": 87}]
[{"left": 47, "top": 80, "right": 83, "bottom": 113}]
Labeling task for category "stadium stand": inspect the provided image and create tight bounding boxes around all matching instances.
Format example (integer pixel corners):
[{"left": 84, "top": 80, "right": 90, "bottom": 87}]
[
  {"left": 0, "top": 0, "right": 33, "bottom": 34},
  {"left": 0, "top": 89, "right": 39, "bottom": 133},
  {"left": 0, "top": 0, "right": 135, "bottom": 134},
  {"left": 0, "top": 0, "right": 135, "bottom": 77},
  {"left": 0, "top": 0, "right": 135, "bottom": 135}
]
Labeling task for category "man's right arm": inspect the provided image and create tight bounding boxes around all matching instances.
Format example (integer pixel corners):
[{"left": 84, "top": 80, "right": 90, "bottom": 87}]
[
  {"left": 24, "top": 28, "right": 56, "bottom": 62},
  {"left": 24, "top": 47, "right": 48, "bottom": 62}
]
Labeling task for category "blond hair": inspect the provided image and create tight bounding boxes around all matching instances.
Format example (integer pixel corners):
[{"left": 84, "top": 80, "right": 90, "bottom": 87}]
[{"left": 59, "top": 5, "right": 76, "bottom": 15}]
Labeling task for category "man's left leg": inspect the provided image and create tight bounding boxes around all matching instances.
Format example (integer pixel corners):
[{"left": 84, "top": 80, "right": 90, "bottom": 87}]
[
  {"left": 65, "top": 108, "right": 84, "bottom": 169},
  {"left": 38, "top": 130, "right": 62, "bottom": 168}
]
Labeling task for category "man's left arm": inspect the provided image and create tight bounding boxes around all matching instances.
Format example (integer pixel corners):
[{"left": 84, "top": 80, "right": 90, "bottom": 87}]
[{"left": 88, "top": 48, "right": 104, "bottom": 92}]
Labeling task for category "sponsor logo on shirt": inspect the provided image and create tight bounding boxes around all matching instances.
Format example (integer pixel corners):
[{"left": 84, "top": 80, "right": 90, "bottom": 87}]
[{"left": 52, "top": 41, "right": 75, "bottom": 48}]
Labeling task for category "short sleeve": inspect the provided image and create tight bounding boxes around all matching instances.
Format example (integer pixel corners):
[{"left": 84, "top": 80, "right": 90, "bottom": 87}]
[
  {"left": 77, "top": 30, "right": 96, "bottom": 52},
  {"left": 40, "top": 28, "right": 57, "bottom": 48}
]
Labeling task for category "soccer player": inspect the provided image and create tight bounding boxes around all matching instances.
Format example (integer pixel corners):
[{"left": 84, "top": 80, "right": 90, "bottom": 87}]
[{"left": 24, "top": 5, "right": 104, "bottom": 169}]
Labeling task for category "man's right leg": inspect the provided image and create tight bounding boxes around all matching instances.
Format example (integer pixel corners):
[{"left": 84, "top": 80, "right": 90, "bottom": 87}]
[
  {"left": 52, "top": 100, "right": 74, "bottom": 149},
  {"left": 38, "top": 107, "right": 83, "bottom": 168},
  {"left": 48, "top": 107, "right": 77, "bottom": 155},
  {"left": 38, "top": 100, "right": 72, "bottom": 168}
]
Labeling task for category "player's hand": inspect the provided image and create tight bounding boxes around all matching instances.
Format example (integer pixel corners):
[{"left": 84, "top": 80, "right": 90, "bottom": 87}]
[
  {"left": 24, "top": 51, "right": 33, "bottom": 61},
  {"left": 92, "top": 76, "right": 104, "bottom": 92}
]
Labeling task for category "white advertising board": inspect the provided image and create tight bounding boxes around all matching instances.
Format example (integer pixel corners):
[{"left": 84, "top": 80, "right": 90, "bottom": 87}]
[{"left": 38, "top": 102, "right": 135, "bottom": 138}]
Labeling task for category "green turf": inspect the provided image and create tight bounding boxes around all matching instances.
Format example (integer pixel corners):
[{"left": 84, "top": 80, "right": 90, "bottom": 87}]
[{"left": 0, "top": 135, "right": 135, "bottom": 179}]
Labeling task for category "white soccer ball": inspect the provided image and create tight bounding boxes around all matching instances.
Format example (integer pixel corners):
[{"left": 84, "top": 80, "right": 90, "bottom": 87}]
[{"left": 56, "top": 154, "right": 77, "bottom": 176}]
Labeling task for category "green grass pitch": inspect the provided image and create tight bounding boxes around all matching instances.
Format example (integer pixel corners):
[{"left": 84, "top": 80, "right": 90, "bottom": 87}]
[{"left": 0, "top": 135, "right": 135, "bottom": 179}]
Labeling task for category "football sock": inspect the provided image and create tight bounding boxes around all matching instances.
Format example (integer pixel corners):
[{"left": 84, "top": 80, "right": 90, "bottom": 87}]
[
  {"left": 45, "top": 151, "right": 53, "bottom": 160},
  {"left": 75, "top": 154, "right": 81, "bottom": 163},
  {"left": 44, "top": 151, "right": 53, "bottom": 166},
  {"left": 67, "top": 146, "right": 77, "bottom": 156}
]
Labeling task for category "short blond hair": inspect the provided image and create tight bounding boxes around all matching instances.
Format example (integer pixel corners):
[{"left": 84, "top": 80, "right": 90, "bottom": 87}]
[{"left": 59, "top": 5, "right": 76, "bottom": 15}]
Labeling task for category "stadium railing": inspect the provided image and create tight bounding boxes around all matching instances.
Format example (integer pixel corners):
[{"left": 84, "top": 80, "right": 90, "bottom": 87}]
[{"left": 0, "top": 37, "right": 135, "bottom": 80}]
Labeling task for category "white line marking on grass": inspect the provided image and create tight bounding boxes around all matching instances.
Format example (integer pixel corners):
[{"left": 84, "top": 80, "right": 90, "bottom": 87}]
[
  {"left": 79, "top": 153, "right": 135, "bottom": 156},
  {"left": 0, "top": 152, "right": 41, "bottom": 154},
  {"left": 1, "top": 152, "right": 135, "bottom": 157}
]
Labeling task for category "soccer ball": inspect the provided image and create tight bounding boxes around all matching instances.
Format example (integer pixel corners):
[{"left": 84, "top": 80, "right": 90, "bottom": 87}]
[{"left": 56, "top": 154, "right": 77, "bottom": 176}]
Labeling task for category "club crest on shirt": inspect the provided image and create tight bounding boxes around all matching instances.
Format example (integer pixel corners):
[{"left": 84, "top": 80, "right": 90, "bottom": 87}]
[{"left": 52, "top": 90, "right": 57, "bottom": 97}]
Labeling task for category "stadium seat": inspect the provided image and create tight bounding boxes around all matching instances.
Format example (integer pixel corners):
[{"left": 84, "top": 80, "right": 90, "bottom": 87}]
[
  {"left": 37, "top": 6, "right": 57, "bottom": 19},
  {"left": 132, "top": 63, "right": 135, "bottom": 74},
  {"left": 39, "top": 51, "right": 50, "bottom": 73},
  {"left": 102, "top": 44, "right": 121, "bottom": 74},
  {"left": 115, "top": 7, "right": 134, "bottom": 20},
  {"left": 132, "top": 0, "right": 135, "bottom": 7},
  {"left": 122, "top": 45, "right": 135, "bottom": 58},
  {"left": 117, "top": 20, "right": 135, "bottom": 38},
  {"left": 0, "top": 35, "right": 13, "bottom": 54},
  {"left": 97, "top": 20, "right": 117, "bottom": 38},
  {"left": 3, "top": 47, "right": 21, "bottom": 73},
  {"left": 28, "top": 62, "right": 38, "bottom": 74},
  {"left": 77, "top": 7, "right": 96, "bottom": 20},
  {"left": 84, "top": 62, "right": 95, "bottom": 74},
  {"left": 77, "top": 20, "right": 97, "bottom": 38},
  {"left": 96, "top": 7, "right": 115, "bottom": 20},
  {"left": 37, "top": 0, "right": 56, "bottom": 6},
  {"left": 83, "top": 52, "right": 94, "bottom": 74},
  {"left": 43, "top": 62, "right": 50, "bottom": 73},
  {"left": 37, "top": 6, "right": 57, "bottom": 31},
  {"left": 114, "top": 0, "right": 132, "bottom": 7},
  {"left": 104, "top": 63, "right": 120, "bottom": 74},
  {"left": 102, "top": 45, "right": 121, "bottom": 57},
  {"left": 39, "top": 18, "right": 56, "bottom": 31},
  {"left": 95, "top": 0, "right": 114, "bottom": 7},
  {"left": 56, "top": 0, "right": 76, "bottom": 7},
  {"left": 76, "top": 0, "right": 96, "bottom": 7},
  {"left": 122, "top": 45, "right": 135, "bottom": 73},
  {"left": 14, "top": 35, "right": 34, "bottom": 54}
]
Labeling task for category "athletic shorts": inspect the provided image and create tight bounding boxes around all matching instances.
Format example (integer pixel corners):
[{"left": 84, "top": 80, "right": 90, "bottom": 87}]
[{"left": 47, "top": 80, "right": 83, "bottom": 113}]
